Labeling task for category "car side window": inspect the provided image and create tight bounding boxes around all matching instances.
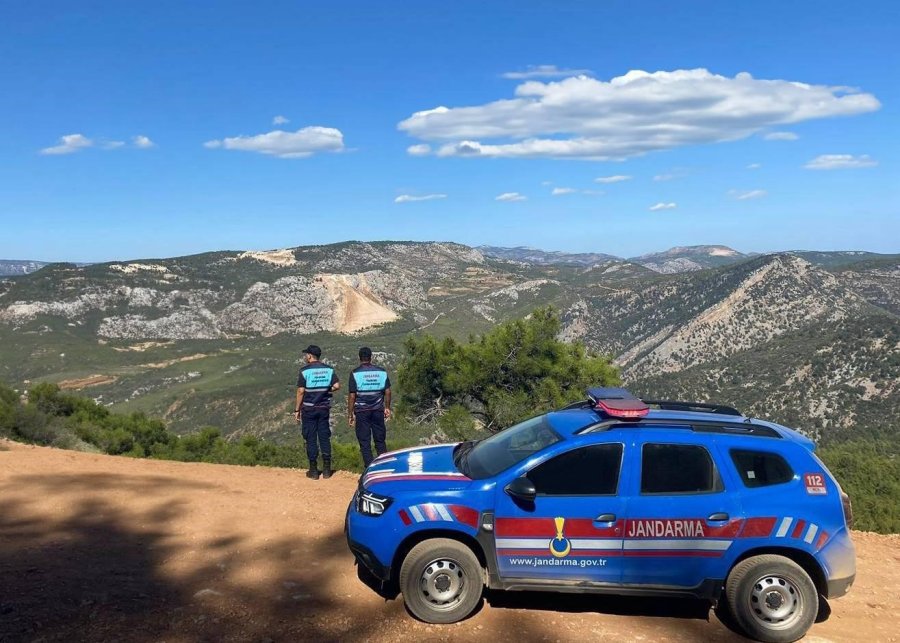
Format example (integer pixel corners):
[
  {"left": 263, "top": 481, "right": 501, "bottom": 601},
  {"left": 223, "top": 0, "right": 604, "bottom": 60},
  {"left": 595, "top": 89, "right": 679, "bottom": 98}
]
[
  {"left": 730, "top": 449, "right": 794, "bottom": 488},
  {"left": 641, "top": 443, "right": 722, "bottom": 494},
  {"left": 527, "top": 444, "right": 623, "bottom": 496}
]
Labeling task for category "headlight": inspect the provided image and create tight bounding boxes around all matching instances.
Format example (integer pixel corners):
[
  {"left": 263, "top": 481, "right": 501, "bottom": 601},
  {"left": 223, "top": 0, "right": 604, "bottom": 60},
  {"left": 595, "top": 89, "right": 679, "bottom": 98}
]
[{"left": 357, "top": 489, "right": 393, "bottom": 516}]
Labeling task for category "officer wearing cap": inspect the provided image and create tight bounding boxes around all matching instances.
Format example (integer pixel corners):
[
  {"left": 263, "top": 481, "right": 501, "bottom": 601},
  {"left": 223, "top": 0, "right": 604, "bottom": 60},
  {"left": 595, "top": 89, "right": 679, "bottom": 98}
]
[
  {"left": 294, "top": 345, "right": 340, "bottom": 479},
  {"left": 347, "top": 347, "right": 391, "bottom": 467}
]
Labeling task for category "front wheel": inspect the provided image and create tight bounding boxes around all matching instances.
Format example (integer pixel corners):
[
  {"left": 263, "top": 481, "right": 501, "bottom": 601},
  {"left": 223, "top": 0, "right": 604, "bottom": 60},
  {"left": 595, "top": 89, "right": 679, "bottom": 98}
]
[
  {"left": 725, "top": 554, "right": 819, "bottom": 642},
  {"left": 399, "top": 538, "right": 483, "bottom": 624}
]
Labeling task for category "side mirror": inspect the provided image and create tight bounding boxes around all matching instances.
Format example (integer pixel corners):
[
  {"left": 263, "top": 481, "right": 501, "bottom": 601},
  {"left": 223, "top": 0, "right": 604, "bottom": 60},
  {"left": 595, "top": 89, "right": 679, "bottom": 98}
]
[{"left": 505, "top": 476, "right": 537, "bottom": 502}]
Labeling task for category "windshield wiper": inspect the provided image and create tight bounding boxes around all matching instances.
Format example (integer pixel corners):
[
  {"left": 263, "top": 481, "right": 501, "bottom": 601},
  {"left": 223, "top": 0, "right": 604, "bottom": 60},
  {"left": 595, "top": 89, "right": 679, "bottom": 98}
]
[{"left": 453, "top": 440, "right": 477, "bottom": 476}]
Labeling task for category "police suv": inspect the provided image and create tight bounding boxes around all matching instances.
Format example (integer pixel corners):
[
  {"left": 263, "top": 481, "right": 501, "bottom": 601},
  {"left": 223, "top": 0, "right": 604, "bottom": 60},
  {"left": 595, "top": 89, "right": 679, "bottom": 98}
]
[{"left": 346, "top": 388, "right": 855, "bottom": 643}]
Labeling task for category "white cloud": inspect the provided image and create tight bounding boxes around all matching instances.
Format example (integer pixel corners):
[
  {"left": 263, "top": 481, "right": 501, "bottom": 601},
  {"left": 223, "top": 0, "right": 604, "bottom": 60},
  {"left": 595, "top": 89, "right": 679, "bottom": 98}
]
[
  {"left": 204, "top": 126, "right": 345, "bottom": 158},
  {"left": 399, "top": 69, "right": 879, "bottom": 160},
  {"left": 594, "top": 174, "right": 632, "bottom": 184},
  {"left": 133, "top": 135, "right": 155, "bottom": 148},
  {"left": 496, "top": 192, "right": 527, "bottom": 202},
  {"left": 407, "top": 143, "right": 431, "bottom": 156},
  {"left": 41, "top": 133, "right": 156, "bottom": 155},
  {"left": 40, "top": 133, "right": 94, "bottom": 155},
  {"left": 649, "top": 202, "right": 677, "bottom": 211},
  {"left": 730, "top": 189, "right": 767, "bottom": 200},
  {"left": 394, "top": 193, "right": 447, "bottom": 203},
  {"left": 501, "top": 65, "right": 593, "bottom": 79},
  {"left": 653, "top": 171, "right": 684, "bottom": 181},
  {"left": 804, "top": 154, "right": 878, "bottom": 170},
  {"left": 763, "top": 131, "right": 799, "bottom": 141},
  {"left": 747, "top": 163, "right": 762, "bottom": 169},
  {"left": 549, "top": 187, "right": 602, "bottom": 196},
  {"left": 273, "top": 115, "right": 290, "bottom": 125}
]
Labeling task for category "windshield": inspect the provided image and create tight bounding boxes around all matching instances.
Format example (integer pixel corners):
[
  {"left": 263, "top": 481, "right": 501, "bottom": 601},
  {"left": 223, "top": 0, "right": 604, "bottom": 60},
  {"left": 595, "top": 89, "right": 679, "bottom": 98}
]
[{"left": 456, "top": 414, "right": 562, "bottom": 479}]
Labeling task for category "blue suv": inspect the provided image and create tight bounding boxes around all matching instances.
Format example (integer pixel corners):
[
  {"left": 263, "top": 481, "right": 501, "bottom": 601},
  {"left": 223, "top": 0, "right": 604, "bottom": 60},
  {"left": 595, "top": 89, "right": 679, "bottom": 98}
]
[{"left": 346, "top": 388, "right": 855, "bottom": 643}]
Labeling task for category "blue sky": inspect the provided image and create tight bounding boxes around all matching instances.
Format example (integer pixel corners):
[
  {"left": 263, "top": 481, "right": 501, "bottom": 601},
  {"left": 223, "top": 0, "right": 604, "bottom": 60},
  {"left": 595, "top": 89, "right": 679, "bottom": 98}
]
[{"left": 1, "top": 0, "right": 897, "bottom": 262}]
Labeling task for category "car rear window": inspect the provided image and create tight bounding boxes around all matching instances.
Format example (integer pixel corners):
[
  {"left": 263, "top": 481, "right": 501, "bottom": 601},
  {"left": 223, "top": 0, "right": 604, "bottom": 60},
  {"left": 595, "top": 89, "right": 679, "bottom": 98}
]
[
  {"left": 641, "top": 443, "right": 721, "bottom": 494},
  {"left": 731, "top": 449, "right": 794, "bottom": 488}
]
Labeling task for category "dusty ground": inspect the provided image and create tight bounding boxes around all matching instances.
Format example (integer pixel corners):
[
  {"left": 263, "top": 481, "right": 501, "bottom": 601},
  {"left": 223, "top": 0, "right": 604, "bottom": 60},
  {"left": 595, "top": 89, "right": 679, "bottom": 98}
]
[
  {"left": 1, "top": 440, "right": 897, "bottom": 643},
  {"left": 57, "top": 375, "right": 119, "bottom": 391},
  {"left": 320, "top": 274, "right": 398, "bottom": 334}
]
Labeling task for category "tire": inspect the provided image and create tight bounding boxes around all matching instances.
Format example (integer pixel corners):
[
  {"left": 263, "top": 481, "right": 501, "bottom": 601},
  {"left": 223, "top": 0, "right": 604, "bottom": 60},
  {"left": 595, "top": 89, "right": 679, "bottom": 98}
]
[
  {"left": 399, "top": 538, "right": 484, "bottom": 624},
  {"left": 725, "top": 554, "right": 819, "bottom": 643}
]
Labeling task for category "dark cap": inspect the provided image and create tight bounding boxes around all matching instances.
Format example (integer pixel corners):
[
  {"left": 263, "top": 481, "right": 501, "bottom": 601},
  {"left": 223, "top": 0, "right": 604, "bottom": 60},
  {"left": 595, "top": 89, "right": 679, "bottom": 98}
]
[{"left": 302, "top": 345, "right": 322, "bottom": 358}]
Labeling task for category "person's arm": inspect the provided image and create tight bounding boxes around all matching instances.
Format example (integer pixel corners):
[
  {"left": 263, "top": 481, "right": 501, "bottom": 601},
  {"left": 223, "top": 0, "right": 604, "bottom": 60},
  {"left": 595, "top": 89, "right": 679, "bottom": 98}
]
[
  {"left": 294, "top": 387, "right": 305, "bottom": 422},
  {"left": 347, "top": 371, "right": 357, "bottom": 424},
  {"left": 384, "top": 387, "right": 392, "bottom": 419},
  {"left": 348, "top": 392, "right": 357, "bottom": 425},
  {"left": 330, "top": 370, "right": 340, "bottom": 392}
]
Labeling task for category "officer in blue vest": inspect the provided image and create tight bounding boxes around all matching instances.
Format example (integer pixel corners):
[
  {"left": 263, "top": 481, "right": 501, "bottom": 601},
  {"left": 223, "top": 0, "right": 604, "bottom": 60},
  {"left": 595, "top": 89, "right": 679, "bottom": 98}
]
[
  {"left": 347, "top": 347, "right": 391, "bottom": 467},
  {"left": 294, "top": 345, "right": 340, "bottom": 479}
]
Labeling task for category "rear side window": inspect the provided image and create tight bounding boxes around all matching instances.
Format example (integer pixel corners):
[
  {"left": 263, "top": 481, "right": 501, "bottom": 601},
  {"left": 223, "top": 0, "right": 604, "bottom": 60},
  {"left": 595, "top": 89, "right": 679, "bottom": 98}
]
[
  {"left": 731, "top": 449, "right": 794, "bottom": 488},
  {"left": 528, "top": 444, "right": 623, "bottom": 496},
  {"left": 641, "top": 443, "right": 721, "bottom": 494}
]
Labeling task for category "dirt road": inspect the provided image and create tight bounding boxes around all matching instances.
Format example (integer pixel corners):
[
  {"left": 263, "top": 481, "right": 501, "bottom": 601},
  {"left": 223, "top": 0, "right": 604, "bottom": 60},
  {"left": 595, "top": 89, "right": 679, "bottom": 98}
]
[{"left": 1, "top": 440, "right": 897, "bottom": 642}]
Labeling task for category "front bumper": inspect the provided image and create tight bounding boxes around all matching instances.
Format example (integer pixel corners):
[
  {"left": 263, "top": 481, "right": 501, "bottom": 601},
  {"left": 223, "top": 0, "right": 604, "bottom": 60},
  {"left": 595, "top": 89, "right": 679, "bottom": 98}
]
[
  {"left": 345, "top": 492, "right": 397, "bottom": 583},
  {"left": 348, "top": 538, "right": 391, "bottom": 582}
]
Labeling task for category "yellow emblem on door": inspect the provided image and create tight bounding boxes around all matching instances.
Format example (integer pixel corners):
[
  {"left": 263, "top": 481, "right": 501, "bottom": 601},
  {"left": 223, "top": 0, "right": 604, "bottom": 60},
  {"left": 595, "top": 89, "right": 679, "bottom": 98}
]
[{"left": 549, "top": 516, "right": 572, "bottom": 558}]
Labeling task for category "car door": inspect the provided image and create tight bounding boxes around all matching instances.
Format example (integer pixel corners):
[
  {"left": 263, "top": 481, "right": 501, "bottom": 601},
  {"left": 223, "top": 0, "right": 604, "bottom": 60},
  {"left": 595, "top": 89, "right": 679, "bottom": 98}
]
[
  {"left": 620, "top": 429, "right": 741, "bottom": 588},
  {"left": 492, "top": 441, "right": 626, "bottom": 585}
]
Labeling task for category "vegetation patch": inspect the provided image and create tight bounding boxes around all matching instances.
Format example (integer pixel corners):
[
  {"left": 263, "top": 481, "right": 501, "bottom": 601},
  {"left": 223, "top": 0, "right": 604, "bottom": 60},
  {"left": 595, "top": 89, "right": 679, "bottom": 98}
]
[{"left": 1, "top": 307, "right": 897, "bottom": 534}]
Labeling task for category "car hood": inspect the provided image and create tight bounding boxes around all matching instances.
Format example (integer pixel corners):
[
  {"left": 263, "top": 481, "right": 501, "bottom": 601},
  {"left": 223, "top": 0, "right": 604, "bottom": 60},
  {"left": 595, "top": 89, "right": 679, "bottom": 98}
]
[{"left": 361, "top": 443, "right": 472, "bottom": 491}]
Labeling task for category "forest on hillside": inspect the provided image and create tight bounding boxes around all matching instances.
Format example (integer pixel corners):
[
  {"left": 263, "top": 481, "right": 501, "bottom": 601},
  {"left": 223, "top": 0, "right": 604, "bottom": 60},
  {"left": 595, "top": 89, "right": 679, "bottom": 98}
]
[{"left": 2, "top": 310, "right": 897, "bottom": 534}]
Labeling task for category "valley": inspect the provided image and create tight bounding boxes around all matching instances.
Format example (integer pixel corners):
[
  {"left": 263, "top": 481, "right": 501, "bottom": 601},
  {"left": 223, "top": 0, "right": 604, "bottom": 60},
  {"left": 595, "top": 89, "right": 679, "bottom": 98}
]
[{"left": 0, "top": 241, "right": 897, "bottom": 442}]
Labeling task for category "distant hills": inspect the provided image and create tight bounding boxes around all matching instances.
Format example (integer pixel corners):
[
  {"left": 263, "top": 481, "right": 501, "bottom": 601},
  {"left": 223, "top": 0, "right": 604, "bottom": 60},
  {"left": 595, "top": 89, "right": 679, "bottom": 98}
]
[
  {"left": 477, "top": 246, "right": 620, "bottom": 267},
  {"left": 0, "top": 260, "right": 50, "bottom": 277},
  {"left": 0, "top": 241, "right": 897, "bottom": 442},
  {"left": 478, "top": 244, "right": 749, "bottom": 272},
  {"left": 478, "top": 244, "right": 895, "bottom": 275},
  {"left": 628, "top": 244, "right": 750, "bottom": 273}
]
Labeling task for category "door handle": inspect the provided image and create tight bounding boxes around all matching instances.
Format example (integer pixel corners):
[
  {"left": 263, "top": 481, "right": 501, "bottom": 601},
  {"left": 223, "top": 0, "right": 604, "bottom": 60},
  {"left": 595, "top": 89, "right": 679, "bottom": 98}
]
[
  {"left": 594, "top": 513, "right": 617, "bottom": 523},
  {"left": 707, "top": 512, "right": 729, "bottom": 522}
]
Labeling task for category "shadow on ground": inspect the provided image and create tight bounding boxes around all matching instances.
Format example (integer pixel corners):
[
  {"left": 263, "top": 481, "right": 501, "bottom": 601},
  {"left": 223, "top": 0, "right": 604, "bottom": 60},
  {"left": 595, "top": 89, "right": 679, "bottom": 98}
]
[
  {"left": 486, "top": 590, "right": 751, "bottom": 640},
  {"left": 0, "top": 468, "right": 761, "bottom": 642},
  {"left": 487, "top": 590, "right": 713, "bottom": 620},
  {"left": 0, "top": 471, "right": 386, "bottom": 643}
]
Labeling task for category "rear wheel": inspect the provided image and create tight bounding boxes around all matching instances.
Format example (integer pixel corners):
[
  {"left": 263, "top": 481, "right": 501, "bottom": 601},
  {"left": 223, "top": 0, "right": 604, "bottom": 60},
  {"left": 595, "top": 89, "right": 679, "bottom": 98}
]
[
  {"left": 725, "top": 554, "right": 818, "bottom": 642},
  {"left": 399, "top": 538, "right": 483, "bottom": 624}
]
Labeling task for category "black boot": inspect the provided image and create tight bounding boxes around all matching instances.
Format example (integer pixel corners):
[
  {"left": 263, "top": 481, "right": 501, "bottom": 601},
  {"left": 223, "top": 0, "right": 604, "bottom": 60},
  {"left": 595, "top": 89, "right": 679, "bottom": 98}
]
[
  {"left": 306, "top": 460, "right": 320, "bottom": 480},
  {"left": 322, "top": 460, "right": 333, "bottom": 479}
]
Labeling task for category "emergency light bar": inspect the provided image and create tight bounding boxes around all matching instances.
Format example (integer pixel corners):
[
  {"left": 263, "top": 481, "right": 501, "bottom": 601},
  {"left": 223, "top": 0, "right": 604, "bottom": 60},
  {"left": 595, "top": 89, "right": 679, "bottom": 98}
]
[{"left": 586, "top": 387, "right": 650, "bottom": 420}]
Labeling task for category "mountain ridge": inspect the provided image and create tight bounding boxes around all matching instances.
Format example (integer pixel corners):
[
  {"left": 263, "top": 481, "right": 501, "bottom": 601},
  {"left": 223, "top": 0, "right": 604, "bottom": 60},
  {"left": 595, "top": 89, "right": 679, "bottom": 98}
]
[
  {"left": 5, "top": 242, "right": 896, "bottom": 276},
  {"left": 0, "top": 240, "right": 896, "bottom": 441}
]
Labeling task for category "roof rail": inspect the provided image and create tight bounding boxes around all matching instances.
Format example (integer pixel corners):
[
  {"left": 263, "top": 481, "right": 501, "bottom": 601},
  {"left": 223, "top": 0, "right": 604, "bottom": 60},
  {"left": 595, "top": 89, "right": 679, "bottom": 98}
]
[
  {"left": 578, "top": 418, "right": 780, "bottom": 438},
  {"left": 642, "top": 399, "right": 743, "bottom": 417}
]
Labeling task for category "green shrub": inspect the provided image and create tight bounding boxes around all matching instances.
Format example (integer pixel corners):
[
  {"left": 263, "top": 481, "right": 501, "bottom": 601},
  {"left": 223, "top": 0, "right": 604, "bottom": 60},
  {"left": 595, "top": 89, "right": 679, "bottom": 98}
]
[
  {"left": 398, "top": 306, "right": 618, "bottom": 429},
  {"left": 439, "top": 404, "right": 480, "bottom": 441},
  {"left": 331, "top": 440, "right": 365, "bottom": 472},
  {"left": 819, "top": 439, "right": 900, "bottom": 534},
  {"left": 11, "top": 404, "right": 55, "bottom": 443}
]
